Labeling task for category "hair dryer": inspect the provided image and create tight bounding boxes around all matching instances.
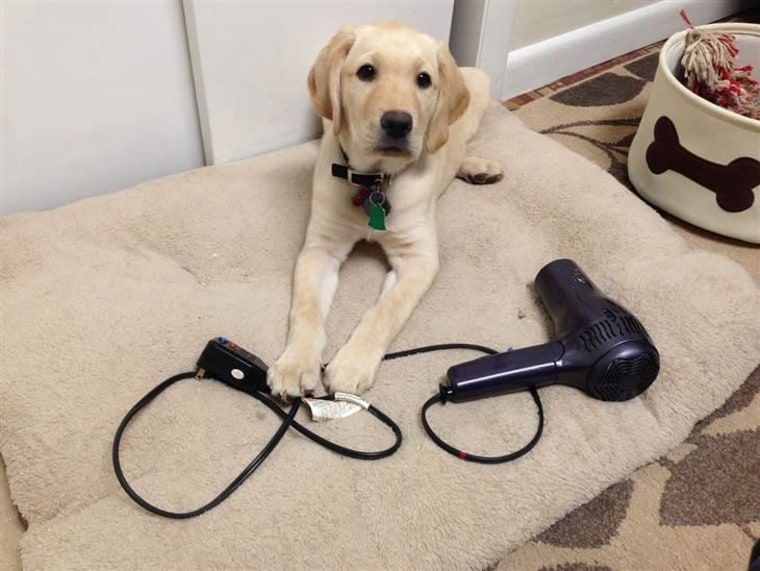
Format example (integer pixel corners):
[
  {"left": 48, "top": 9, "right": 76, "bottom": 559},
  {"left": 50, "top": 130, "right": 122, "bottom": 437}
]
[{"left": 443, "top": 259, "right": 660, "bottom": 403}]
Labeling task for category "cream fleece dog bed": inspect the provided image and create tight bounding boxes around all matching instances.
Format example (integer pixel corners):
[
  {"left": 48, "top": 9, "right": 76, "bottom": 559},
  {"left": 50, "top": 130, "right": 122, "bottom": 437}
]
[{"left": 2, "top": 104, "right": 759, "bottom": 570}]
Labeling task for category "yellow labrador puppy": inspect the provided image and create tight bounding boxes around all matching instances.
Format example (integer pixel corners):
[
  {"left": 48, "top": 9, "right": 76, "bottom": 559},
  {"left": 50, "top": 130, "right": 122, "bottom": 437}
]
[{"left": 268, "top": 22, "right": 502, "bottom": 399}]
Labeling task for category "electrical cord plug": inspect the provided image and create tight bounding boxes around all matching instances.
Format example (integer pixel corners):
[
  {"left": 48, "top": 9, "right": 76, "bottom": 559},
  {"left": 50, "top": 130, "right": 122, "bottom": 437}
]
[{"left": 195, "top": 337, "right": 269, "bottom": 395}]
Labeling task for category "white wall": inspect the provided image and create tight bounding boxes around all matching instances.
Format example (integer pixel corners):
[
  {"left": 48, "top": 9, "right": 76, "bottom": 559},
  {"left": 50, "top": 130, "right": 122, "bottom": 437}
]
[
  {"left": 184, "top": 0, "right": 455, "bottom": 165},
  {"left": 1, "top": 1, "right": 204, "bottom": 215},
  {"left": 510, "top": 0, "right": 659, "bottom": 50},
  {"left": 450, "top": 0, "right": 756, "bottom": 102},
  {"left": 502, "top": 0, "right": 756, "bottom": 99}
]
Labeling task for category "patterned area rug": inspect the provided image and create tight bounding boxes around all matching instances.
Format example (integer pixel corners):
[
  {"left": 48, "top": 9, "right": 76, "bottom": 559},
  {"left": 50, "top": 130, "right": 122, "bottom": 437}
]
[{"left": 497, "top": 27, "right": 760, "bottom": 571}]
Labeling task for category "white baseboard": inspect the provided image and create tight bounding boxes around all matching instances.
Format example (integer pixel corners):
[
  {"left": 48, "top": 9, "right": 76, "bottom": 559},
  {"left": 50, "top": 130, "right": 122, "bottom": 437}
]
[{"left": 501, "top": 0, "right": 756, "bottom": 100}]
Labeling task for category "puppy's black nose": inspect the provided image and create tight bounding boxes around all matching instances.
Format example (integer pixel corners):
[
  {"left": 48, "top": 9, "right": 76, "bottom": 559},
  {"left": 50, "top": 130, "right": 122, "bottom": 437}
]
[{"left": 381, "top": 111, "right": 413, "bottom": 139}]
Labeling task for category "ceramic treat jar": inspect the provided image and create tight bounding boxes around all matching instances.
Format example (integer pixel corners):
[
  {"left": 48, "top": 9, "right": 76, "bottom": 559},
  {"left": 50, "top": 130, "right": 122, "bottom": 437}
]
[{"left": 628, "top": 23, "right": 760, "bottom": 243}]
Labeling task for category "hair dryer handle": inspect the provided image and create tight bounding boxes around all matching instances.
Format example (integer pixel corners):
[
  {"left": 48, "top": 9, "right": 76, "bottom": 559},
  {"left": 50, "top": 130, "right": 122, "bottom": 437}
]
[{"left": 444, "top": 342, "right": 565, "bottom": 403}]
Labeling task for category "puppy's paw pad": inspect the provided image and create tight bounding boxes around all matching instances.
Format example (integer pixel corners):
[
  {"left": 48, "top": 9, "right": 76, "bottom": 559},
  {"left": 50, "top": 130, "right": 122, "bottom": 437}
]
[
  {"left": 458, "top": 156, "right": 504, "bottom": 186},
  {"left": 469, "top": 171, "right": 503, "bottom": 185}
]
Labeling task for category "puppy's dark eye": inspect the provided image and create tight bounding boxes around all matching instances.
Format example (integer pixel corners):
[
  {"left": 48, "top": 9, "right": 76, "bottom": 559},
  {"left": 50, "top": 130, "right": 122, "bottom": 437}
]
[
  {"left": 417, "top": 72, "right": 432, "bottom": 89},
  {"left": 357, "top": 64, "right": 376, "bottom": 81}
]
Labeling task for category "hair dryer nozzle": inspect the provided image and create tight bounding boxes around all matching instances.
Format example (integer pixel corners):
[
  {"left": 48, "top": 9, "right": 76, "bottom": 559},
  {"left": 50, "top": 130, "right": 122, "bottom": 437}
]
[{"left": 444, "top": 259, "right": 660, "bottom": 403}]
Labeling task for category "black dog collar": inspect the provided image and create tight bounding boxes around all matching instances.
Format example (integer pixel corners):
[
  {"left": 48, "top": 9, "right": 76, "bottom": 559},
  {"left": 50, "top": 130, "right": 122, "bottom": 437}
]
[
  {"left": 332, "top": 145, "right": 389, "bottom": 188},
  {"left": 331, "top": 163, "right": 386, "bottom": 188}
]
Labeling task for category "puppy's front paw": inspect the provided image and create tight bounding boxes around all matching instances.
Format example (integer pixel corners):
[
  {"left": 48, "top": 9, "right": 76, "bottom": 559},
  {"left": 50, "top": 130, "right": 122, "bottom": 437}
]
[
  {"left": 324, "top": 344, "right": 381, "bottom": 396},
  {"left": 267, "top": 345, "right": 321, "bottom": 400},
  {"left": 457, "top": 156, "right": 504, "bottom": 185}
]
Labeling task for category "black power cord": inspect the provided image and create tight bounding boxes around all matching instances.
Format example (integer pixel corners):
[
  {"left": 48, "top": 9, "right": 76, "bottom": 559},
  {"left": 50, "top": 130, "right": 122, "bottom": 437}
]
[
  {"left": 112, "top": 372, "right": 300, "bottom": 519},
  {"left": 384, "top": 343, "right": 544, "bottom": 464},
  {"left": 112, "top": 373, "right": 403, "bottom": 519},
  {"left": 112, "top": 339, "right": 544, "bottom": 519},
  {"left": 420, "top": 387, "right": 543, "bottom": 464}
]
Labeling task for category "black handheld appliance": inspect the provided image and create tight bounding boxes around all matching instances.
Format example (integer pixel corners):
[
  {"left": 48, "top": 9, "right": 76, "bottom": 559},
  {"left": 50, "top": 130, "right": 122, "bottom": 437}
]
[{"left": 443, "top": 259, "right": 660, "bottom": 403}]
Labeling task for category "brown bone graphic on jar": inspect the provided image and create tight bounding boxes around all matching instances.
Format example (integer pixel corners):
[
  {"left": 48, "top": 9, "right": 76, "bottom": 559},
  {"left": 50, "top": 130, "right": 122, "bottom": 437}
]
[{"left": 646, "top": 116, "right": 759, "bottom": 212}]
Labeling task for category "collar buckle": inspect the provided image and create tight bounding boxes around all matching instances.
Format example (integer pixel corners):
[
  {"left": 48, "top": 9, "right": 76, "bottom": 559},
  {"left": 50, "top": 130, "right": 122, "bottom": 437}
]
[{"left": 332, "top": 163, "right": 386, "bottom": 188}]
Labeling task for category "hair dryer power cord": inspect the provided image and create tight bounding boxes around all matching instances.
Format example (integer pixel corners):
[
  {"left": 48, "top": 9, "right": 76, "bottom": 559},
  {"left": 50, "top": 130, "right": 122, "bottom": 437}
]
[
  {"left": 384, "top": 343, "right": 545, "bottom": 464},
  {"left": 420, "top": 387, "right": 543, "bottom": 464}
]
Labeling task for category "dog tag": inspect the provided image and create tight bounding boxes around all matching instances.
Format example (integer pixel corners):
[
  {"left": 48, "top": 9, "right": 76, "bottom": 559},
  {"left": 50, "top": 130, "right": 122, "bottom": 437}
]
[
  {"left": 368, "top": 202, "right": 387, "bottom": 231},
  {"left": 368, "top": 203, "right": 387, "bottom": 231}
]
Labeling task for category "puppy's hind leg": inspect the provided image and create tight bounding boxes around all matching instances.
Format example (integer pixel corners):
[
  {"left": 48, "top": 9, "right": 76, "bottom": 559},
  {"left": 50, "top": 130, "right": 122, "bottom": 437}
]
[{"left": 457, "top": 156, "right": 504, "bottom": 185}]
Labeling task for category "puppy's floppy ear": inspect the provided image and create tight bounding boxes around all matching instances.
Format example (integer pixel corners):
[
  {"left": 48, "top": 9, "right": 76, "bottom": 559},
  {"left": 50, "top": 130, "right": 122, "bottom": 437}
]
[
  {"left": 307, "top": 27, "right": 356, "bottom": 135},
  {"left": 425, "top": 43, "right": 470, "bottom": 153}
]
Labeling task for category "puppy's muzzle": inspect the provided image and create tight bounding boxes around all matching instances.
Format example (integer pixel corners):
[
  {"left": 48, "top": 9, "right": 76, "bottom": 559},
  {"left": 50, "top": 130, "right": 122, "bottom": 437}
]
[{"left": 381, "top": 110, "right": 413, "bottom": 140}]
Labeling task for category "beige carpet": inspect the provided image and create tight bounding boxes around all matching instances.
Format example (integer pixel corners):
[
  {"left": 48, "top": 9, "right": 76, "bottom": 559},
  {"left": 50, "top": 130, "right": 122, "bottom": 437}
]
[
  {"left": 1, "top": 103, "right": 759, "bottom": 570},
  {"left": 499, "top": 32, "right": 760, "bottom": 571}
]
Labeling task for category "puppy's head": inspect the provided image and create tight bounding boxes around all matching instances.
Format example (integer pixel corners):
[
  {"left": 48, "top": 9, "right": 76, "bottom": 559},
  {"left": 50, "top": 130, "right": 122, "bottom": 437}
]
[{"left": 308, "top": 23, "right": 469, "bottom": 172}]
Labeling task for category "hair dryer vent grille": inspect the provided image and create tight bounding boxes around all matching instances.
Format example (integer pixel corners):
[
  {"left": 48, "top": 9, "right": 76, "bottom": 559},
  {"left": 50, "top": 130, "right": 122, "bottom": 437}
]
[
  {"left": 581, "top": 316, "right": 645, "bottom": 352},
  {"left": 591, "top": 353, "right": 659, "bottom": 401}
]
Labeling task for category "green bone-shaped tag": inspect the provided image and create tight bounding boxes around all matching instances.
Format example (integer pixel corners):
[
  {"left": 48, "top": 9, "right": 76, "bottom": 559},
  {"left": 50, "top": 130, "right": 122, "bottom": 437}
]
[{"left": 368, "top": 202, "right": 387, "bottom": 231}]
